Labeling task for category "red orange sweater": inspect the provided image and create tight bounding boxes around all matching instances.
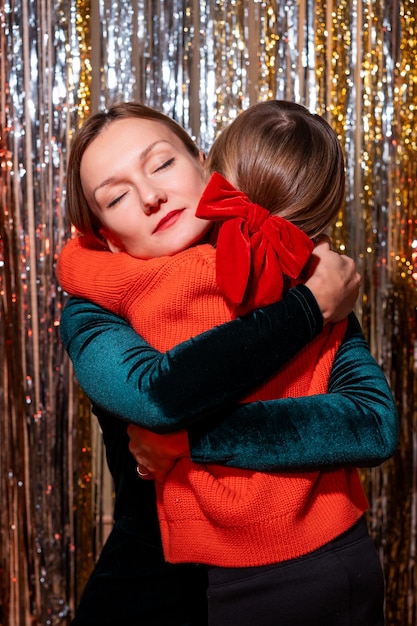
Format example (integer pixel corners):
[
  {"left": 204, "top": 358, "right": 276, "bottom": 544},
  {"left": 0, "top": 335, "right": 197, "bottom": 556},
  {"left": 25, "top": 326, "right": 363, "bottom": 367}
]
[{"left": 57, "top": 178, "right": 367, "bottom": 567}]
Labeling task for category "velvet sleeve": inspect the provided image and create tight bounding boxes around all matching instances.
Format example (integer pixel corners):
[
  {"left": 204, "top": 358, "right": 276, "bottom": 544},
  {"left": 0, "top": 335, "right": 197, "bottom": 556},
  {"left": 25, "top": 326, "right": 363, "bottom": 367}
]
[
  {"left": 59, "top": 284, "right": 322, "bottom": 432},
  {"left": 188, "top": 313, "right": 399, "bottom": 469}
]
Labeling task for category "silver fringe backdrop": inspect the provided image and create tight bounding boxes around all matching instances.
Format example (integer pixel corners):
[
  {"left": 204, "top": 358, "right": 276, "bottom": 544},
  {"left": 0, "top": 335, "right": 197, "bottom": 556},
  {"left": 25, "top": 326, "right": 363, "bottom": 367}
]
[{"left": 0, "top": 0, "right": 416, "bottom": 624}]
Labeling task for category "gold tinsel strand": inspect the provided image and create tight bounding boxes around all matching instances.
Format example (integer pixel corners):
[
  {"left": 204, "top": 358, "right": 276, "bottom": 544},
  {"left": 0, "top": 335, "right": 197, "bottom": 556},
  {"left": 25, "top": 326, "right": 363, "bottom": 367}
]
[
  {"left": 386, "top": 1, "right": 417, "bottom": 623},
  {"left": 314, "top": 0, "right": 352, "bottom": 252},
  {"left": 393, "top": 0, "right": 417, "bottom": 288},
  {"left": 257, "top": 0, "right": 279, "bottom": 101},
  {"left": 75, "top": 0, "right": 92, "bottom": 125},
  {"left": 71, "top": 0, "right": 96, "bottom": 606},
  {"left": 211, "top": 0, "right": 250, "bottom": 130}
]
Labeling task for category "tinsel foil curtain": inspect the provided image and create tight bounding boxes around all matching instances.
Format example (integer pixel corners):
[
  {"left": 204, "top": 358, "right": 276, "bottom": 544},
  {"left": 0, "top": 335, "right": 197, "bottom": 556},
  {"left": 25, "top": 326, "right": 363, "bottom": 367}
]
[{"left": 0, "top": 0, "right": 415, "bottom": 624}]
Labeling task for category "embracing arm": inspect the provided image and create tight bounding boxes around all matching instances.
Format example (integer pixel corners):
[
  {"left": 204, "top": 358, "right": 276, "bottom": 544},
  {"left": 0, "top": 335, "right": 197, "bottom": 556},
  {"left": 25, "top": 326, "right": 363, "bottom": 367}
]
[
  {"left": 187, "top": 313, "right": 399, "bottom": 469},
  {"left": 60, "top": 243, "right": 361, "bottom": 438},
  {"left": 60, "top": 241, "right": 359, "bottom": 434},
  {"left": 60, "top": 284, "right": 323, "bottom": 432}
]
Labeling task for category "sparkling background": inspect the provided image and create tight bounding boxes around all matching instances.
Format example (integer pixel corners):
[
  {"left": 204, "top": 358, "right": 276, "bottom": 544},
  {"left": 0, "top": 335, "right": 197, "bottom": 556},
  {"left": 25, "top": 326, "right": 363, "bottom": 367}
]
[{"left": 0, "top": 0, "right": 416, "bottom": 624}]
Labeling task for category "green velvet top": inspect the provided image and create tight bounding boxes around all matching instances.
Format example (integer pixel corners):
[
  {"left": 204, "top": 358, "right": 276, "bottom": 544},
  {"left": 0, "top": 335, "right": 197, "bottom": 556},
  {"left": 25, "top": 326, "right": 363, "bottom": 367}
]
[{"left": 60, "top": 284, "right": 398, "bottom": 474}]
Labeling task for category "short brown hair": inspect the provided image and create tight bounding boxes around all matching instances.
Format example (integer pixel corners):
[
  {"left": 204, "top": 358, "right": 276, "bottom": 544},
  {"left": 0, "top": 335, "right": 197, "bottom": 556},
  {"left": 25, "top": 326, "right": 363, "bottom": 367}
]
[
  {"left": 206, "top": 100, "right": 345, "bottom": 238},
  {"left": 66, "top": 102, "right": 201, "bottom": 237}
]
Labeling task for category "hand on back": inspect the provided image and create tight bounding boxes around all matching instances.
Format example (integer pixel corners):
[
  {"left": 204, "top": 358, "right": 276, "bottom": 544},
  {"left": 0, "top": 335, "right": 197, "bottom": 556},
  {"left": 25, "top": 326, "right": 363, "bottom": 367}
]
[
  {"left": 127, "top": 424, "right": 190, "bottom": 484},
  {"left": 305, "top": 238, "right": 361, "bottom": 324}
]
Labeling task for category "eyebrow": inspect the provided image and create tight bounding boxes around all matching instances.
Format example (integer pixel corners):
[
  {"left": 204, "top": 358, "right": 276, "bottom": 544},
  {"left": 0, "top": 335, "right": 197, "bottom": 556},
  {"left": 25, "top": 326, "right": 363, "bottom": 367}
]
[{"left": 92, "top": 139, "right": 172, "bottom": 198}]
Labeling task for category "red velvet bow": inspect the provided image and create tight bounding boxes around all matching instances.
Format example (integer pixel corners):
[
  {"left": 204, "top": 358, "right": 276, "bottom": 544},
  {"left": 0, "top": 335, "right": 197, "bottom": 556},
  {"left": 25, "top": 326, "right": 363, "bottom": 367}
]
[{"left": 196, "top": 173, "right": 314, "bottom": 314}]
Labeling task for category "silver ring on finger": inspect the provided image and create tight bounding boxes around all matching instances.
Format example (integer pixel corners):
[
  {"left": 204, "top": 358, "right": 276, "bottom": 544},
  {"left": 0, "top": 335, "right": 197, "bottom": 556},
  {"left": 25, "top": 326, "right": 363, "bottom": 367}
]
[{"left": 136, "top": 464, "right": 150, "bottom": 478}]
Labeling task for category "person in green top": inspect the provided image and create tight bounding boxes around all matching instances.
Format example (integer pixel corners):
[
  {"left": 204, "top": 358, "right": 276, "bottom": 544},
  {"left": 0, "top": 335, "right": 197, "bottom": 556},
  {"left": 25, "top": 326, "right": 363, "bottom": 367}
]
[{"left": 59, "top": 101, "right": 398, "bottom": 625}]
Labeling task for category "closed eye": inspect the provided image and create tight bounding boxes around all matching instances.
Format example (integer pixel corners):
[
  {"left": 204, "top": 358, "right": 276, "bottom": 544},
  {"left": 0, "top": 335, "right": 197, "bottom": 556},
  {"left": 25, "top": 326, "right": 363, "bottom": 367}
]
[
  {"left": 154, "top": 157, "right": 175, "bottom": 173},
  {"left": 107, "top": 191, "right": 128, "bottom": 208}
]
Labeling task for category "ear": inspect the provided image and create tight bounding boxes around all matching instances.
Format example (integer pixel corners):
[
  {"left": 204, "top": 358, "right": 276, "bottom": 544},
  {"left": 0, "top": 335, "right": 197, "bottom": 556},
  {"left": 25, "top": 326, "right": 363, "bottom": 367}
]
[
  {"left": 198, "top": 150, "right": 206, "bottom": 164},
  {"left": 99, "top": 228, "right": 124, "bottom": 254}
]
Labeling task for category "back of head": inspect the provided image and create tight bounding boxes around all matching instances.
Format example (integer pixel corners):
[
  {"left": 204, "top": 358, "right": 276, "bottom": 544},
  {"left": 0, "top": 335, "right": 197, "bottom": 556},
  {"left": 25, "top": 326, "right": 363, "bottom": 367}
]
[
  {"left": 206, "top": 100, "right": 345, "bottom": 238},
  {"left": 66, "top": 102, "right": 200, "bottom": 238}
]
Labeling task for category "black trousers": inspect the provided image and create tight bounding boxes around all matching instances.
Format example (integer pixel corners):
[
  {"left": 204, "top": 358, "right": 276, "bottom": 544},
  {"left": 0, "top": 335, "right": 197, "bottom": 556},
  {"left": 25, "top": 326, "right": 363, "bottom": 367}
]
[
  {"left": 71, "top": 517, "right": 208, "bottom": 626},
  {"left": 207, "top": 517, "right": 385, "bottom": 626}
]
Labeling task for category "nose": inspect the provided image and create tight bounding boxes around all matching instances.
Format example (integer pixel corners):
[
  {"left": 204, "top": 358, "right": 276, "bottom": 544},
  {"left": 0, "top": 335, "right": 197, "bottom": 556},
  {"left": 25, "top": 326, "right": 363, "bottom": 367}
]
[{"left": 141, "top": 183, "right": 168, "bottom": 215}]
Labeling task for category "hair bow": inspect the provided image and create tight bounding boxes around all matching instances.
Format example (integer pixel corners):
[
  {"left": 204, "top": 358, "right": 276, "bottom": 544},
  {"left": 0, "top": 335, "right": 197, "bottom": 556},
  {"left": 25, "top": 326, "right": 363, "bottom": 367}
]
[{"left": 196, "top": 172, "right": 314, "bottom": 314}]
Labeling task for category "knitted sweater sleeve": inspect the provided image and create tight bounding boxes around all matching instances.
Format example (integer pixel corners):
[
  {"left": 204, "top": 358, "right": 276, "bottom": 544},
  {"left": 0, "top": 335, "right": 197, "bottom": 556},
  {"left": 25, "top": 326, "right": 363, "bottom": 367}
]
[
  {"left": 59, "top": 284, "right": 322, "bottom": 431},
  {"left": 188, "top": 313, "right": 399, "bottom": 469}
]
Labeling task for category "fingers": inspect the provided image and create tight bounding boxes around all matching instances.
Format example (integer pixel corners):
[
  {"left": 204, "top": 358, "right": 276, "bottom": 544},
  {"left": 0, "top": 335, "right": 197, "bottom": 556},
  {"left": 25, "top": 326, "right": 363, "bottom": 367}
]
[
  {"left": 304, "top": 246, "right": 361, "bottom": 324},
  {"left": 313, "top": 234, "right": 332, "bottom": 247}
]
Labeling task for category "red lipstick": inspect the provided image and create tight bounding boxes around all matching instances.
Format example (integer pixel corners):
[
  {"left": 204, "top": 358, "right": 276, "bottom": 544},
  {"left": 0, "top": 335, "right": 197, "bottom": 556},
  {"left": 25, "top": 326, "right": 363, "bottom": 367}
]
[{"left": 153, "top": 209, "right": 184, "bottom": 233}]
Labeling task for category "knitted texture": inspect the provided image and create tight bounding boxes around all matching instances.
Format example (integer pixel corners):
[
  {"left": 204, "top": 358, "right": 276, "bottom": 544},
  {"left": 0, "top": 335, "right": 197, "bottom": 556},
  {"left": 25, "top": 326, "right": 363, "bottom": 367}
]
[
  {"left": 58, "top": 238, "right": 230, "bottom": 352},
  {"left": 57, "top": 181, "right": 367, "bottom": 566},
  {"left": 156, "top": 313, "right": 368, "bottom": 566}
]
